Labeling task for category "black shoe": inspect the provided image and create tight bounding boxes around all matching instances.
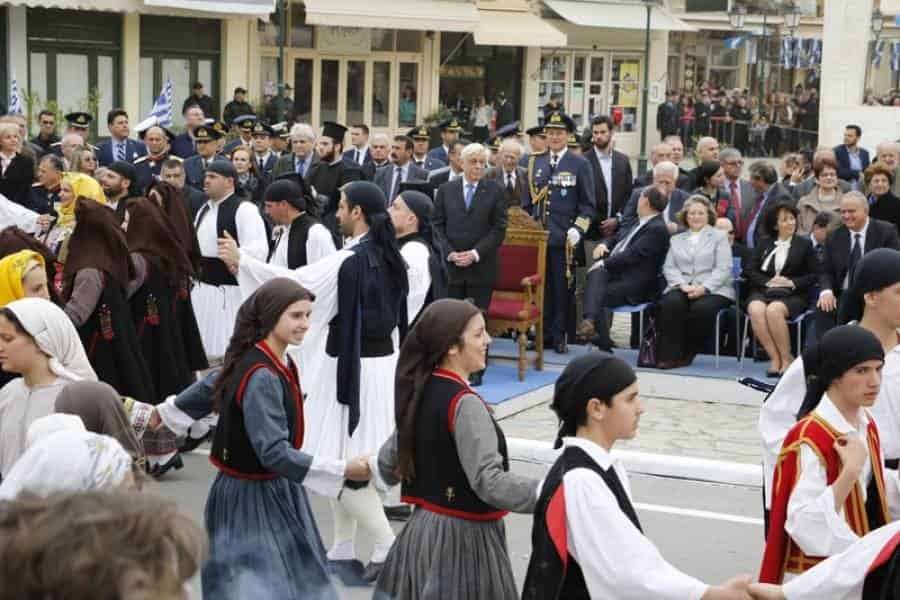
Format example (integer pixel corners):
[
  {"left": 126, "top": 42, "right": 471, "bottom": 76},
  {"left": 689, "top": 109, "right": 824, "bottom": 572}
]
[
  {"left": 149, "top": 453, "right": 184, "bottom": 479},
  {"left": 469, "top": 372, "right": 483, "bottom": 387},
  {"left": 178, "top": 425, "right": 213, "bottom": 453},
  {"left": 363, "top": 561, "right": 385, "bottom": 583},
  {"left": 329, "top": 559, "right": 368, "bottom": 587},
  {"left": 554, "top": 340, "right": 568, "bottom": 354},
  {"left": 384, "top": 505, "right": 412, "bottom": 521}
]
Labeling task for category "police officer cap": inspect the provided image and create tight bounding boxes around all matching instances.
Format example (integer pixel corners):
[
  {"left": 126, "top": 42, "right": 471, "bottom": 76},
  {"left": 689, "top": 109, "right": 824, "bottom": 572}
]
[
  {"left": 544, "top": 111, "right": 575, "bottom": 133},
  {"left": 251, "top": 122, "right": 274, "bottom": 137},
  {"left": 321, "top": 121, "right": 348, "bottom": 143},
  {"left": 263, "top": 179, "right": 306, "bottom": 211},
  {"left": 567, "top": 134, "right": 581, "bottom": 148},
  {"left": 407, "top": 125, "right": 431, "bottom": 140},
  {"left": 487, "top": 137, "right": 501, "bottom": 152},
  {"left": 495, "top": 121, "right": 521, "bottom": 139},
  {"left": 65, "top": 112, "right": 93, "bottom": 129},
  {"left": 205, "top": 159, "right": 238, "bottom": 182},
  {"left": 193, "top": 125, "right": 223, "bottom": 142},
  {"left": 438, "top": 118, "right": 462, "bottom": 132},
  {"left": 212, "top": 121, "right": 228, "bottom": 136},
  {"left": 233, "top": 114, "right": 258, "bottom": 131},
  {"left": 526, "top": 125, "right": 546, "bottom": 137}
]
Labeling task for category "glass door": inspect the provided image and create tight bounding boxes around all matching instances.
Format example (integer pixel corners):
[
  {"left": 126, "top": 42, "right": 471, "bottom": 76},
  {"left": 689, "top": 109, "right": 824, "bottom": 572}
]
[{"left": 587, "top": 54, "right": 606, "bottom": 125}]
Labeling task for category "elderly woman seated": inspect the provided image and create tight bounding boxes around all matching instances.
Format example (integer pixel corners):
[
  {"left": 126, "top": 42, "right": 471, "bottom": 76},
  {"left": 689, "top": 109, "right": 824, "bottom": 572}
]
[
  {"left": 655, "top": 195, "right": 734, "bottom": 368},
  {"left": 743, "top": 201, "right": 818, "bottom": 377}
]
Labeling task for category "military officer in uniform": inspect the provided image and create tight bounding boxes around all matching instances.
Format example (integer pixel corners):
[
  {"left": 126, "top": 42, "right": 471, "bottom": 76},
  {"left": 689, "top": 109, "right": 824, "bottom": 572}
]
[
  {"left": 250, "top": 122, "right": 277, "bottom": 182},
  {"left": 223, "top": 114, "right": 257, "bottom": 155},
  {"left": 183, "top": 125, "right": 223, "bottom": 190},
  {"left": 521, "top": 111, "right": 596, "bottom": 353},
  {"left": 270, "top": 122, "right": 289, "bottom": 158},
  {"left": 51, "top": 112, "right": 96, "bottom": 156},
  {"left": 408, "top": 125, "right": 446, "bottom": 171},
  {"left": 520, "top": 124, "right": 548, "bottom": 167},
  {"left": 426, "top": 118, "right": 461, "bottom": 165},
  {"left": 134, "top": 122, "right": 179, "bottom": 193}
]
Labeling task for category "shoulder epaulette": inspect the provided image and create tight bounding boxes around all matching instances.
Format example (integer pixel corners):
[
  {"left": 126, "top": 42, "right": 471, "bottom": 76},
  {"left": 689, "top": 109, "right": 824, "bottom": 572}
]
[
  {"left": 31, "top": 182, "right": 43, "bottom": 188},
  {"left": 50, "top": 142, "right": 62, "bottom": 148}
]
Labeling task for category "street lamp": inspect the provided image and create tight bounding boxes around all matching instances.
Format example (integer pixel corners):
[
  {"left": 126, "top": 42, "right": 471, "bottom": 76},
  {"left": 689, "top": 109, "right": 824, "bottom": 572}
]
[
  {"left": 729, "top": 5, "right": 747, "bottom": 30},
  {"left": 783, "top": 4, "right": 801, "bottom": 37},
  {"left": 871, "top": 8, "right": 885, "bottom": 41}
]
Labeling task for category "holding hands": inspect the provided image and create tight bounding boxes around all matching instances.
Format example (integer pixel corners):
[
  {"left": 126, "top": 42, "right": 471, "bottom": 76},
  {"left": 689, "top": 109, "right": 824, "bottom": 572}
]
[
  {"left": 344, "top": 454, "right": 372, "bottom": 481},
  {"left": 701, "top": 575, "right": 754, "bottom": 600}
]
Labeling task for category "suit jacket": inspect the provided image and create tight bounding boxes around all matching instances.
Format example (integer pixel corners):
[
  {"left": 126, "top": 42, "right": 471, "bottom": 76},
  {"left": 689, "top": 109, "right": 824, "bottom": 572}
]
[
  {"left": 372, "top": 163, "right": 429, "bottom": 204},
  {"left": 252, "top": 153, "right": 278, "bottom": 182},
  {"left": 0, "top": 153, "right": 35, "bottom": 209},
  {"left": 171, "top": 133, "right": 196, "bottom": 159},
  {"left": 362, "top": 160, "right": 391, "bottom": 181},
  {"left": 183, "top": 154, "right": 220, "bottom": 190},
  {"left": 342, "top": 147, "right": 373, "bottom": 168},
  {"left": 271, "top": 153, "right": 317, "bottom": 179},
  {"left": 427, "top": 167, "right": 463, "bottom": 193},
  {"left": 432, "top": 177, "right": 508, "bottom": 286},
  {"left": 634, "top": 168, "right": 689, "bottom": 191},
  {"left": 620, "top": 187, "right": 689, "bottom": 233},
  {"left": 720, "top": 177, "right": 756, "bottom": 225},
  {"left": 485, "top": 165, "right": 527, "bottom": 208},
  {"left": 411, "top": 154, "right": 446, "bottom": 172},
  {"left": 663, "top": 226, "right": 735, "bottom": 300},
  {"left": 96, "top": 138, "right": 147, "bottom": 166},
  {"left": 744, "top": 182, "right": 796, "bottom": 247},
  {"left": 834, "top": 145, "right": 871, "bottom": 184},
  {"left": 427, "top": 145, "right": 449, "bottom": 166},
  {"left": 745, "top": 234, "right": 818, "bottom": 296},
  {"left": 584, "top": 148, "right": 633, "bottom": 233},
  {"left": 602, "top": 213, "right": 670, "bottom": 301},
  {"left": 820, "top": 218, "right": 900, "bottom": 294}
]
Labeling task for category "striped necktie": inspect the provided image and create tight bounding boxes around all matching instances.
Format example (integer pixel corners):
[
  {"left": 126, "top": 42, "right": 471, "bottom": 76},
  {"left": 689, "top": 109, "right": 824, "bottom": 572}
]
[{"left": 115, "top": 141, "right": 126, "bottom": 162}]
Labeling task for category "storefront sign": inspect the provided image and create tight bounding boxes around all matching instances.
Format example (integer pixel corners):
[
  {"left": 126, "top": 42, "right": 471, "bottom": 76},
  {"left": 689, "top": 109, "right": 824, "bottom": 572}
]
[
  {"left": 439, "top": 65, "right": 485, "bottom": 79},
  {"left": 316, "top": 26, "right": 372, "bottom": 54}
]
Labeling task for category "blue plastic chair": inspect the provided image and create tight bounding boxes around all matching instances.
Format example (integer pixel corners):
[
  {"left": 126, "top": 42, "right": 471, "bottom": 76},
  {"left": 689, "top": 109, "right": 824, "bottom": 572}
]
[{"left": 610, "top": 302, "right": 653, "bottom": 348}]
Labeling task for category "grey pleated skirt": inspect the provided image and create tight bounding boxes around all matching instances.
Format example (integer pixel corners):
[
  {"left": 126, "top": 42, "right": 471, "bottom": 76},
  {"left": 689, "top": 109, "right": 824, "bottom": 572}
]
[
  {"left": 201, "top": 472, "right": 338, "bottom": 600},
  {"left": 374, "top": 508, "right": 518, "bottom": 600}
]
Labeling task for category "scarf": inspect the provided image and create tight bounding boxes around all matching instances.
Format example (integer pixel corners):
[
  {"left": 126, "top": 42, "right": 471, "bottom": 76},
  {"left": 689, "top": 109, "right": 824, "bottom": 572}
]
[
  {"left": 61, "top": 199, "right": 134, "bottom": 298},
  {"left": 57, "top": 173, "right": 105, "bottom": 229},
  {"left": 125, "top": 197, "right": 193, "bottom": 283},
  {"left": 0, "top": 250, "right": 43, "bottom": 306}
]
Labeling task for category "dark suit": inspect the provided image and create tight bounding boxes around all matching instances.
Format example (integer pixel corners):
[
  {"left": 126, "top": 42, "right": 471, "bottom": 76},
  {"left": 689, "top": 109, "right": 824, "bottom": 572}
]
[
  {"left": 170, "top": 132, "right": 196, "bottom": 159},
  {"left": 634, "top": 168, "right": 689, "bottom": 191},
  {"left": 656, "top": 101, "right": 679, "bottom": 137},
  {"left": 620, "top": 187, "right": 688, "bottom": 233},
  {"left": 432, "top": 177, "right": 508, "bottom": 309},
  {"left": 271, "top": 153, "right": 317, "bottom": 179},
  {"left": 485, "top": 165, "right": 527, "bottom": 208},
  {"left": 412, "top": 154, "right": 445, "bottom": 172},
  {"left": 815, "top": 218, "right": 900, "bottom": 338},
  {"left": 427, "top": 145, "right": 450, "bottom": 166},
  {"left": 96, "top": 138, "right": 147, "bottom": 166},
  {"left": 743, "top": 182, "right": 795, "bottom": 248},
  {"left": 252, "top": 153, "right": 278, "bottom": 182},
  {"left": 745, "top": 234, "right": 819, "bottom": 318},
  {"left": 834, "top": 145, "right": 871, "bottom": 186},
  {"left": 584, "top": 148, "right": 633, "bottom": 234},
  {"left": 133, "top": 153, "right": 179, "bottom": 193},
  {"left": 183, "top": 155, "right": 219, "bottom": 190},
  {"left": 427, "top": 167, "right": 461, "bottom": 193},
  {"left": 583, "top": 213, "right": 670, "bottom": 349},
  {"left": 0, "top": 153, "right": 35, "bottom": 209},
  {"left": 720, "top": 177, "right": 755, "bottom": 239},
  {"left": 372, "top": 162, "right": 429, "bottom": 205},
  {"left": 342, "top": 147, "right": 372, "bottom": 169}
]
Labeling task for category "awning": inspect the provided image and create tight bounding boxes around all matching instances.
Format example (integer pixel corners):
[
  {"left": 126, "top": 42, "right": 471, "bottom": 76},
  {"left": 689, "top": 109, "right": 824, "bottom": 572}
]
[
  {"left": 544, "top": 0, "right": 697, "bottom": 32},
  {"left": 2, "top": 0, "right": 126, "bottom": 9},
  {"left": 143, "top": 0, "right": 275, "bottom": 16},
  {"left": 474, "top": 9, "right": 567, "bottom": 47},
  {"left": 5, "top": 0, "right": 275, "bottom": 16},
  {"left": 304, "top": 0, "right": 479, "bottom": 32}
]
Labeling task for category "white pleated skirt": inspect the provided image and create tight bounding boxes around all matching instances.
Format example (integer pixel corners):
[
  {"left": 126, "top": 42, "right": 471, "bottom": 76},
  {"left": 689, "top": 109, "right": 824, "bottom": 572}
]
[{"left": 191, "top": 282, "right": 243, "bottom": 360}]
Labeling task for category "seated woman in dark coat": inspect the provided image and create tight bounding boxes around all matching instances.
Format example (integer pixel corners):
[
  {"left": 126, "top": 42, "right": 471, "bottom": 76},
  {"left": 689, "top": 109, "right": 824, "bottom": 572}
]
[
  {"left": 865, "top": 162, "right": 900, "bottom": 233},
  {"left": 744, "top": 201, "right": 818, "bottom": 377}
]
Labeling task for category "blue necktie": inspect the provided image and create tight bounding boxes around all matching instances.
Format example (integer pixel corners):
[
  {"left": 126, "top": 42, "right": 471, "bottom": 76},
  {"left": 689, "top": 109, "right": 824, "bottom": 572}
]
[
  {"left": 115, "top": 141, "right": 126, "bottom": 162},
  {"left": 296, "top": 157, "right": 305, "bottom": 176},
  {"left": 464, "top": 183, "right": 474, "bottom": 210}
]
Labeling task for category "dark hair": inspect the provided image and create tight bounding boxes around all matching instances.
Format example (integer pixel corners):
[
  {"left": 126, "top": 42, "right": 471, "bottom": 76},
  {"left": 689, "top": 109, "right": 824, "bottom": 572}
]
[
  {"left": 0, "top": 308, "right": 28, "bottom": 337},
  {"left": 846, "top": 124, "right": 862, "bottom": 137},
  {"left": 393, "top": 135, "right": 414, "bottom": 153},
  {"left": 644, "top": 186, "right": 668, "bottom": 212},
  {"left": 813, "top": 157, "right": 838, "bottom": 178},
  {"left": 213, "top": 280, "right": 315, "bottom": 411},
  {"left": 37, "top": 110, "right": 55, "bottom": 121},
  {"left": 763, "top": 200, "right": 799, "bottom": 236},
  {"left": 448, "top": 140, "right": 465, "bottom": 155},
  {"left": 351, "top": 123, "right": 370, "bottom": 135},
  {"left": 749, "top": 162, "right": 778, "bottom": 185},
  {"left": 192, "top": 82, "right": 204, "bottom": 90},
  {"left": 39, "top": 154, "right": 64, "bottom": 172},
  {"left": 590, "top": 115, "right": 615, "bottom": 131},
  {"left": 106, "top": 108, "right": 128, "bottom": 126},
  {"left": 813, "top": 210, "right": 839, "bottom": 229},
  {"left": 864, "top": 162, "right": 894, "bottom": 187},
  {"left": 161, "top": 158, "right": 184, "bottom": 172}
]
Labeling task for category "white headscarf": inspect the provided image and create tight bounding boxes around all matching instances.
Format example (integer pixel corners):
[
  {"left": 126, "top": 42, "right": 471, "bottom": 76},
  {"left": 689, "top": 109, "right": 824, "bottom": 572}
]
[
  {"left": 0, "top": 430, "right": 132, "bottom": 500},
  {"left": 25, "top": 413, "right": 86, "bottom": 449},
  {"left": 4, "top": 297, "right": 96, "bottom": 382}
]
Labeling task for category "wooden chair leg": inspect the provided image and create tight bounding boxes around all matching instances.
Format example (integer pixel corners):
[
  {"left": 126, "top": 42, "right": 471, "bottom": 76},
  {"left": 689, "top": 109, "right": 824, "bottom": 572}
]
[{"left": 517, "top": 329, "right": 526, "bottom": 381}]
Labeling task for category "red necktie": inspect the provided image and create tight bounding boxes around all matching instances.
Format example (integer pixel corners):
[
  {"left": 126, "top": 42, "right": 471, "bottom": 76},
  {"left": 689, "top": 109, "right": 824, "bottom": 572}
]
[{"left": 729, "top": 181, "right": 742, "bottom": 233}]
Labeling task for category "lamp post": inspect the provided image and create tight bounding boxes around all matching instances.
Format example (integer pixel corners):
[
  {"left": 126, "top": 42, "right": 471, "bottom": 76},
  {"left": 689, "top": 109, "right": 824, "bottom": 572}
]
[
  {"left": 729, "top": 4, "right": 747, "bottom": 30},
  {"left": 783, "top": 3, "right": 801, "bottom": 89},
  {"left": 276, "top": 0, "right": 287, "bottom": 123},
  {"left": 865, "top": 8, "right": 885, "bottom": 98},
  {"left": 637, "top": 0, "right": 655, "bottom": 174}
]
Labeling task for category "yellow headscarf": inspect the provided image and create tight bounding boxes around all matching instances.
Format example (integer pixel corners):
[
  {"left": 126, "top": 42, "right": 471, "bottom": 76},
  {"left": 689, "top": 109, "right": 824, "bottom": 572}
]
[
  {"left": 57, "top": 172, "right": 105, "bottom": 228},
  {"left": 0, "top": 250, "right": 45, "bottom": 307}
]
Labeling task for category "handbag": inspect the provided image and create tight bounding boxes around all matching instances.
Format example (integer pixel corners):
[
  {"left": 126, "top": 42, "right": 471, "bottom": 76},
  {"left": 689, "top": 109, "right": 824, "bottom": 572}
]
[{"left": 637, "top": 312, "right": 658, "bottom": 368}]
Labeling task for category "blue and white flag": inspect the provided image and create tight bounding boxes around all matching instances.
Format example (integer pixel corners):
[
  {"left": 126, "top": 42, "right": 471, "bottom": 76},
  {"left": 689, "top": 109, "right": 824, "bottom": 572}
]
[
  {"left": 806, "top": 39, "right": 822, "bottom": 68},
  {"left": 148, "top": 78, "right": 173, "bottom": 127},
  {"left": 792, "top": 38, "right": 805, "bottom": 69},
  {"left": 872, "top": 39, "right": 886, "bottom": 68},
  {"left": 724, "top": 36, "right": 746, "bottom": 50},
  {"left": 780, "top": 38, "right": 793, "bottom": 69},
  {"left": 745, "top": 38, "right": 758, "bottom": 65},
  {"left": 891, "top": 41, "right": 900, "bottom": 72},
  {"left": 8, "top": 73, "right": 23, "bottom": 116}
]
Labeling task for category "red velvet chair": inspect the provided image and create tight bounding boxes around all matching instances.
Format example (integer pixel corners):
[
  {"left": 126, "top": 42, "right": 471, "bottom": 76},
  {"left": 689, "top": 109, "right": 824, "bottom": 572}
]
[{"left": 486, "top": 207, "right": 548, "bottom": 380}]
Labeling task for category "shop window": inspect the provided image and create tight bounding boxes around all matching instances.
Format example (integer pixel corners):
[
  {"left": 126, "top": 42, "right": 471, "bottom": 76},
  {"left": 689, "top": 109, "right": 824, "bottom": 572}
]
[
  {"left": 398, "top": 63, "right": 418, "bottom": 127},
  {"left": 372, "top": 62, "right": 391, "bottom": 127},
  {"left": 293, "top": 58, "right": 313, "bottom": 123},
  {"left": 538, "top": 53, "right": 568, "bottom": 122},
  {"left": 321, "top": 60, "right": 339, "bottom": 124},
  {"left": 347, "top": 61, "right": 366, "bottom": 125},
  {"left": 610, "top": 57, "right": 640, "bottom": 132}
]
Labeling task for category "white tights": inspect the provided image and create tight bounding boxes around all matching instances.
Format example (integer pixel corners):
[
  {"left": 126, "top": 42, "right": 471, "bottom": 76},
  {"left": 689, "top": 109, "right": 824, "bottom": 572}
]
[{"left": 327, "top": 484, "right": 396, "bottom": 563}]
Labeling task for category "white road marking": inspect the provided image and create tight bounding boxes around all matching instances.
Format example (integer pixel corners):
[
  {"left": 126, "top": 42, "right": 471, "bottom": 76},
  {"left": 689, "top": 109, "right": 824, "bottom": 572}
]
[{"left": 634, "top": 502, "right": 763, "bottom": 526}]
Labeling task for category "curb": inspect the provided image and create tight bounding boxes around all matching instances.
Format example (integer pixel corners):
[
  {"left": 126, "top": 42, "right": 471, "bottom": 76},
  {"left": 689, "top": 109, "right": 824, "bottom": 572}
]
[{"left": 507, "top": 437, "right": 763, "bottom": 488}]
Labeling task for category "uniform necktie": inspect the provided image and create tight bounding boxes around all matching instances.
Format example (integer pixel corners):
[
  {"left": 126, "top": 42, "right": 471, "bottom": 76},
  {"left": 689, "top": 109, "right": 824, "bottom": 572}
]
[
  {"left": 464, "top": 183, "right": 475, "bottom": 210},
  {"left": 507, "top": 172, "right": 514, "bottom": 193},
  {"left": 258, "top": 157, "right": 265, "bottom": 172},
  {"left": 415, "top": 160, "right": 424, "bottom": 168},
  {"left": 849, "top": 232, "right": 862, "bottom": 281},
  {"left": 115, "top": 141, "right": 125, "bottom": 162},
  {"left": 550, "top": 153, "right": 559, "bottom": 171}
]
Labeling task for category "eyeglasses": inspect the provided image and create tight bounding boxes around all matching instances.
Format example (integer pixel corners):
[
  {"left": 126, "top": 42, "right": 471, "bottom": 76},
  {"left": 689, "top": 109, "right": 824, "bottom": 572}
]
[{"left": 40, "top": 120, "right": 55, "bottom": 126}]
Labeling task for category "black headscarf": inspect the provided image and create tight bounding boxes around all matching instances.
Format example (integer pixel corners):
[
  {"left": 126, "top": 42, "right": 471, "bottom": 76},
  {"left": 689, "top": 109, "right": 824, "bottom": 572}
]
[
  {"left": 797, "top": 325, "right": 885, "bottom": 418},
  {"left": 397, "top": 190, "right": 448, "bottom": 303},
  {"left": 264, "top": 179, "right": 307, "bottom": 212},
  {"left": 394, "top": 298, "right": 481, "bottom": 479},
  {"left": 62, "top": 200, "right": 135, "bottom": 299},
  {"left": 551, "top": 353, "right": 637, "bottom": 448},
  {"left": 838, "top": 248, "right": 900, "bottom": 324}
]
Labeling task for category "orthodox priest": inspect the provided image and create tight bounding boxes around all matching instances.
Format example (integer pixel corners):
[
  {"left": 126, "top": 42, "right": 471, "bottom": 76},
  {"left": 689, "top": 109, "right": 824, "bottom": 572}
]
[{"left": 306, "top": 121, "right": 364, "bottom": 247}]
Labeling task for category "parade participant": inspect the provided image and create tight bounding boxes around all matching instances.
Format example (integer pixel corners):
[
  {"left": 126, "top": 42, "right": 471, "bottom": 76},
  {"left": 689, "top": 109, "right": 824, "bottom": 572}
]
[
  {"left": 38, "top": 172, "right": 105, "bottom": 259},
  {"left": 759, "top": 325, "right": 898, "bottom": 584},
  {"left": 521, "top": 111, "right": 596, "bottom": 353},
  {"left": 183, "top": 124, "right": 223, "bottom": 190},
  {"left": 408, "top": 125, "right": 445, "bottom": 171},
  {"left": 29, "top": 154, "right": 64, "bottom": 216},
  {"left": 306, "top": 121, "right": 365, "bottom": 246},
  {"left": 751, "top": 520, "right": 900, "bottom": 599},
  {"left": 264, "top": 178, "right": 336, "bottom": 269},
  {"left": 250, "top": 122, "right": 277, "bottom": 181},
  {"left": 101, "top": 160, "right": 137, "bottom": 222},
  {"left": 427, "top": 118, "right": 461, "bottom": 165},
  {"left": 134, "top": 123, "right": 179, "bottom": 192},
  {"left": 371, "top": 299, "right": 538, "bottom": 599},
  {"left": 523, "top": 352, "right": 754, "bottom": 599},
  {"left": 0, "top": 250, "right": 50, "bottom": 307},
  {"left": 147, "top": 180, "right": 202, "bottom": 271},
  {"left": 220, "top": 181, "right": 408, "bottom": 581},
  {"left": 0, "top": 228, "right": 57, "bottom": 301},
  {"left": 203, "top": 278, "right": 369, "bottom": 600},
  {"left": 392, "top": 186, "right": 447, "bottom": 320},
  {"left": 60, "top": 200, "right": 154, "bottom": 404},
  {"left": 0, "top": 297, "right": 96, "bottom": 476},
  {"left": 759, "top": 248, "right": 900, "bottom": 517},
  {"left": 125, "top": 197, "right": 200, "bottom": 473},
  {"left": 192, "top": 160, "right": 268, "bottom": 360}
]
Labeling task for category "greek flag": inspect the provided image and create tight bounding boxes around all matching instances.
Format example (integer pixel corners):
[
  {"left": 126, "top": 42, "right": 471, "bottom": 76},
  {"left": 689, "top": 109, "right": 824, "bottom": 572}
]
[
  {"left": 780, "top": 38, "right": 793, "bottom": 69},
  {"left": 724, "top": 36, "right": 745, "bottom": 50},
  {"left": 892, "top": 42, "right": 900, "bottom": 72},
  {"left": 745, "top": 38, "right": 758, "bottom": 65},
  {"left": 792, "top": 38, "right": 805, "bottom": 69},
  {"left": 8, "top": 73, "right": 23, "bottom": 116},
  {"left": 148, "top": 78, "right": 173, "bottom": 127},
  {"left": 872, "top": 39, "right": 886, "bottom": 68},
  {"left": 807, "top": 39, "right": 822, "bottom": 68}
]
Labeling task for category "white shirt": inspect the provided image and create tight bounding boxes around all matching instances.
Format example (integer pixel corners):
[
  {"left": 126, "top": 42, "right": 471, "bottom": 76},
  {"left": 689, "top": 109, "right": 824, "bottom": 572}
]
[
  {"left": 194, "top": 194, "right": 268, "bottom": 266},
  {"left": 761, "top": 238, "right": 792, "bottom": 274},
  {"left": 593, "top": 147, "right": 614, "bottom": 217},
  {"left": 562, "top": 437, "right": 709, "bottom": 600},
  {"left": 400, "top": 238, "right": 432, "bottom": 323},
  {"left": 0, "top": 151, "right": 15, "bottom": 176},
  {"left": 448, "top": 169, "right": 463, "bottom": 182},
  {"left": 843, "top": 219, "right": 870, "bottom": 289},
  {"left": 353, "top": 145, "right": 369, "bottom": 165},
  {"left": 269, "top": 220, "right": 336, "bottom": 269},
  {"left": 502, "top": 168, "right": 517, "bottom": 189},
  {"left": 390, "top": 162, "right": 410, "bottom": 195},
  {"left": 549, "top": 147, "right": 567, "bottom": 166}
]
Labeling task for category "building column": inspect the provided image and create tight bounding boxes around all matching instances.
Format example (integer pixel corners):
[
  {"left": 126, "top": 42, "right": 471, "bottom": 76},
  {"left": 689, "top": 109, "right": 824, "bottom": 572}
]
[
  {"left": 7, "top": 6, "right": 26, "bottom": 101},
  {"left": 521, "top": 46, "right": 540, "bottom": 128},
  {"left": 121, "top": 13, "right": 140, "bottom": 122},
  {"left": 645, "top": 30, "right": 668, "bottom": 149},
  {"left": 221, "top": 18, "right": 253, "bottom": 109}
]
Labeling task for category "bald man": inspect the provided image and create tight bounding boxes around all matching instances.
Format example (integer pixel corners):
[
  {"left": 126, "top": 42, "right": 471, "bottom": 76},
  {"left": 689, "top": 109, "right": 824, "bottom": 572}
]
[
  {"left": 685, "top": 137, "right": 720, "bottom": 189},
  {"left": 634, "top": 142, "right": 689, "bottom": 189}
]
